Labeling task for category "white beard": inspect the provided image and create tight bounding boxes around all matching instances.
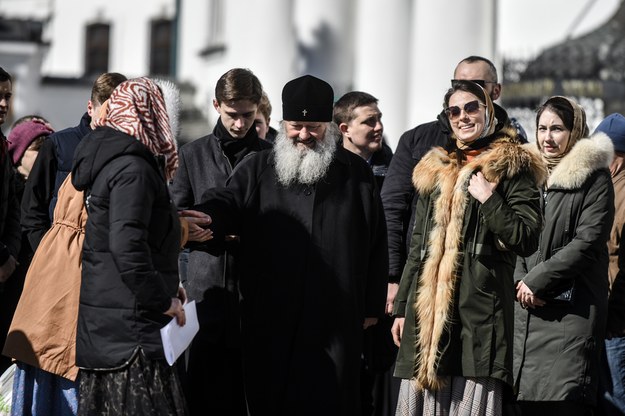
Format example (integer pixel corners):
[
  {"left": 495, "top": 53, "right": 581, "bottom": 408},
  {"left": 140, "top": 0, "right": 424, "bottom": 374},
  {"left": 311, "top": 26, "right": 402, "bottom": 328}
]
[{"left": 273, "top": 122, "right": 339, "bottom": 186}]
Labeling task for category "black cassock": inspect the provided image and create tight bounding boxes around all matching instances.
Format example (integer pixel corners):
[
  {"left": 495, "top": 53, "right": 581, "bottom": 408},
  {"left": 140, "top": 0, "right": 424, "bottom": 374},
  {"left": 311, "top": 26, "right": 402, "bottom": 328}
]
[{"left": 199, "top": 147, "right": 388, "bottom": 415}]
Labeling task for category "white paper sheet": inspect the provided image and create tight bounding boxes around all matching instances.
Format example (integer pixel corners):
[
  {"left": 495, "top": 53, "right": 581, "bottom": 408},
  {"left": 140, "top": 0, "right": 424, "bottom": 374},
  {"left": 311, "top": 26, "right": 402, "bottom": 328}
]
[{"left": 160, "top": 300, "right": 200, "bottom": 366}]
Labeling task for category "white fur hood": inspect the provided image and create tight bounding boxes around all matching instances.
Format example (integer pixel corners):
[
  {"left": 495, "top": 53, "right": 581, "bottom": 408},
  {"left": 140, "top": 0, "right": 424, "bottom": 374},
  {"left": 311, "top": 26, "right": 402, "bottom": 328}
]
[{"left": 548, "top": 132, "right": 614, "bottom": 189}]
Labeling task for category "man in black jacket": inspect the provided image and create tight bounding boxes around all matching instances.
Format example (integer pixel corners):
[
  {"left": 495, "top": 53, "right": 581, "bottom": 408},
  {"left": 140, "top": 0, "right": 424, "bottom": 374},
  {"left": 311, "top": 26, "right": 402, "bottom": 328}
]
[
  {"left": 382, "top": 56, "right": 515, "bottom": 311},
  {"left": 20, "top": 72, "right": 126, "bottom": 251},
  {"left": 170, "top": 67, "right": 270, "bottom": 416},
  {"left": 0, "top": 67, "right": 24, "bottom": 374}
]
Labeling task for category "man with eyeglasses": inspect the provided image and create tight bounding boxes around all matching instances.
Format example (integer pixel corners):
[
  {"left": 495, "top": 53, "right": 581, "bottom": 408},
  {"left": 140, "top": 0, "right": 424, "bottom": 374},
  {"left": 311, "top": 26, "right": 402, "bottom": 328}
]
[{"left": 382, "top": 56, "right": 522, "bottom": 321}]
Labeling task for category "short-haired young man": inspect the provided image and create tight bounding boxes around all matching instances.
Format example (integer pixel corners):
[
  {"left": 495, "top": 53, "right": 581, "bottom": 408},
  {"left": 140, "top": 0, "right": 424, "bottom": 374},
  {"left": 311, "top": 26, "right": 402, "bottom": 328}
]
[
  {"left": 333, "top": 91, "right": 393, "bottom": 186},
  {"left": 170, "top": 67, "right": 271, "bottom": 415},
  {"left": 334, "top": 90, "right": 398, "bottom": 414}
]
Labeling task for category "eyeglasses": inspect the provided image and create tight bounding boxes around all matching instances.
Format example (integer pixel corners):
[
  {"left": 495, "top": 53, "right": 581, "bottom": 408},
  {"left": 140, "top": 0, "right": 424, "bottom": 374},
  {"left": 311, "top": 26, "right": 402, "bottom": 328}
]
[
  {"left": 450, "top": 79, "right": 497, "bottom": 89},
  {"left": 445, "top": 100, "right": 486, "bottom": 120}
]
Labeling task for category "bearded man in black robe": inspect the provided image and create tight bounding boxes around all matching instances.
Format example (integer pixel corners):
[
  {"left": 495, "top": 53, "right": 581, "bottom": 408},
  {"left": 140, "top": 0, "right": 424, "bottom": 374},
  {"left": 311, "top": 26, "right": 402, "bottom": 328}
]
[{"left": 190, "top": 74, "right": 388, "bottom": 415}]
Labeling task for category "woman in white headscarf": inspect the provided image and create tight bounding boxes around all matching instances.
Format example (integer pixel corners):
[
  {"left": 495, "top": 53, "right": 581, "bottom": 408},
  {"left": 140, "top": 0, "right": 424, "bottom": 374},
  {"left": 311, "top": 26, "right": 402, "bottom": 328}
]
[{"left": 391, "top": 80, "right": 546, "bottom": 415}]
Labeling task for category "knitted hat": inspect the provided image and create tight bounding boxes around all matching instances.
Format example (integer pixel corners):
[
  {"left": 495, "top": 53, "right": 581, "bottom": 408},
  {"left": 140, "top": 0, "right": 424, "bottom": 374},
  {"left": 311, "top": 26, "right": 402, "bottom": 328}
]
[
  {"left": 594, "top": 113, "right": 625, "bottom": 153},
  {"left": 282, "top": 75, "right": 334, "bottom": 122},
  {"left": 8, "top": 119, "right": 54, "bottom": 165}
]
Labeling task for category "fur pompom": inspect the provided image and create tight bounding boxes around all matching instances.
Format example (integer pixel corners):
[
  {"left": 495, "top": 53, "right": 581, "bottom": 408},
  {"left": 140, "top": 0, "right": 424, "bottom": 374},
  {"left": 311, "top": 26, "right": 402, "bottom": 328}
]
[{"left": 153, "top": 78, "right": 181, "bottom": 142}]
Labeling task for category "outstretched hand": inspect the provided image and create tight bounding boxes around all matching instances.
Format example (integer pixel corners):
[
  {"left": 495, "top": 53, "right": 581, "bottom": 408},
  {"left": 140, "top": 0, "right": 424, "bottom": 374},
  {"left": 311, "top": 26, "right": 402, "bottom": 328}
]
[{"left": 179, "top": 209, "right": 213, "bottom": 242}]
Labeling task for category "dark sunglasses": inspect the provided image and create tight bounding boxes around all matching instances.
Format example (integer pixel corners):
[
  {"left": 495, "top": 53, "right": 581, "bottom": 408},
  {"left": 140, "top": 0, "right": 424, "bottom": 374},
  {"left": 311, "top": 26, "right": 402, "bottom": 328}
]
[
  {"left": 445, "top": 100, "right": 485, "bottom": 120},
  {"left": 451, "top": 79, "right": 496, "bottom": 89}
]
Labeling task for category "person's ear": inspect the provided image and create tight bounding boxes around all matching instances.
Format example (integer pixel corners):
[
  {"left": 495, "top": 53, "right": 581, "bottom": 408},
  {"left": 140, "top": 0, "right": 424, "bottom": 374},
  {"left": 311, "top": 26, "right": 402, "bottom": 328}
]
[
  {"left": 87, "top": 100, "right": 94, "bottom": 117},
  {"left": 213, "top": 99, "right": 220, "bottom": 113},
  {"left": 339, "top": 122, "right": 350, "bottom": 136},
  {"left": 491, "top": 83, "right": 502, "bottom": 101}
]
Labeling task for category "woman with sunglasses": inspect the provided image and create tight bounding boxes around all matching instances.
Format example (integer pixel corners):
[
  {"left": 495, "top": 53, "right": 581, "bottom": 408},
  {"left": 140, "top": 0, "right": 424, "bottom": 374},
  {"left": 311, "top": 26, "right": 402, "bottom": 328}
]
[
  {"left": 513, "top": 97, "right": 614, "bottom": 416},
  {"left": 391, "top": 80, "right": 546, "bottom": 415}
]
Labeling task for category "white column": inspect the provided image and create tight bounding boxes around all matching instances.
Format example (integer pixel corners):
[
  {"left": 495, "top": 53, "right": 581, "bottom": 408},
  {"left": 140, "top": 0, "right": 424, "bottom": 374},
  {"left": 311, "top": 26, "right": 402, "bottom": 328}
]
[
  {"left": 407, "top": 0, "right": 496, "bottom": 128},
  {"left": 293, "top": 0, "right": 355, "bottom": 100},
  {"left": 352, "top": 0, "right": 412, "bottom": 150},
  {"left": 218, "top": 0, "right": 299, "bottom": 128}
]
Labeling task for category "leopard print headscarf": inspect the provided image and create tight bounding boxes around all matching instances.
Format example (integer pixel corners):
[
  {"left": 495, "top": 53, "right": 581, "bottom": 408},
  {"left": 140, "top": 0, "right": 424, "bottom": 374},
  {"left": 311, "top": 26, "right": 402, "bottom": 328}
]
[{"left": 95, "top": 77, "right": 178, "bottom": 180}]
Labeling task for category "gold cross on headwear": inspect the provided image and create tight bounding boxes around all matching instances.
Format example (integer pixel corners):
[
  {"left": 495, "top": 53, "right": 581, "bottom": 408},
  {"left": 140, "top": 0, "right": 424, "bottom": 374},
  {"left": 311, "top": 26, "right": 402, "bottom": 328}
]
[{"left": 302, "top": 109, "right": 307, "bottom": 117}]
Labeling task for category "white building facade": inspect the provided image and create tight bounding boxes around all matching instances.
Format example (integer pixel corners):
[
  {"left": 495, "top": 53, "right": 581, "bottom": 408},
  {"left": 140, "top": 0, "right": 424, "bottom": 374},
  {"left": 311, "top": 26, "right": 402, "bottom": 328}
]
[{"left": 0, "top": 0, "right": 617, "bottom": 147}]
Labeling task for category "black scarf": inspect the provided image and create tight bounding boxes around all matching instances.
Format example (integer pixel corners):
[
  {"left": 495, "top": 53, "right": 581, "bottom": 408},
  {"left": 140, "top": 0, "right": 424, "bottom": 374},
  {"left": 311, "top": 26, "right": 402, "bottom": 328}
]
[{"left": 213, "top": 117, "right": 260, "bottom": 167}]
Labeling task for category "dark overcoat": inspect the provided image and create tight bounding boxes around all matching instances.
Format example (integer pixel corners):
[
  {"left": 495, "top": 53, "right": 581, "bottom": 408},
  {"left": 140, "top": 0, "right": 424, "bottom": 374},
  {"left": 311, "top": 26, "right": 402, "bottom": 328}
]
[
  {"left": 199, "top": 146, "right": 388, "bottom": 415},
  {"left": 514, "top": 133, "right": 615, "bottom": 405}
]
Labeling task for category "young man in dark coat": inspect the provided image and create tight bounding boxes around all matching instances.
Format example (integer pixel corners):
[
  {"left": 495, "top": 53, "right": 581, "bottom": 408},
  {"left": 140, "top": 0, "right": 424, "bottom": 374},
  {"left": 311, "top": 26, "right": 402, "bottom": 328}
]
[
  {"left": 0, "top": 67, "right": 24, "bottom": 374},
  {"left": 170, "top": 67, "right": 271, "bottom": 415},
  {"left": 334, "top": 90, "right": 398, "bottom": 415},
  {"left": 20, "top": 72, "right": 127, "bottom": 251},
  {"left": 189, "top": 75, "right": 388, "bottom": 415}
]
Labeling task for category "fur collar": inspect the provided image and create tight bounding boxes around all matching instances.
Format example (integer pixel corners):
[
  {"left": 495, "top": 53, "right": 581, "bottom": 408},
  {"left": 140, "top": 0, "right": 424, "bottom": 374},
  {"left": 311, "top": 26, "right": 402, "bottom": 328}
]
[
  {"left": 413, "top": 126, "right": 547, "bottom": 193},
  {"left": 408, "top": 126, "right": 546, "bottom": 390},
  {"left": 547, "top": 132, "right": 614, "bottom": 189}
]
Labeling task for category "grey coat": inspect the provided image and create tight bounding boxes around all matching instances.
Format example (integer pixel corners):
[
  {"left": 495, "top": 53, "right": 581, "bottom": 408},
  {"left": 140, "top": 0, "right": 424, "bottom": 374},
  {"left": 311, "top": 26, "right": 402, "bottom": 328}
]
[
  {"left": 169, "top": 132, "right": 270, "bottom": 341},
  {"left": 514, "top": 132, "right": 615, "bottom": 405}
]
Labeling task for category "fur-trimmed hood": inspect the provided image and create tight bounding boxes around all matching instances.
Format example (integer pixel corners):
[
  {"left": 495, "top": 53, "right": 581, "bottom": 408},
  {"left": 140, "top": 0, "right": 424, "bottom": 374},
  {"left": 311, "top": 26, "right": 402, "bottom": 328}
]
[
  {"left": 547, "top": 132, "right": 614, "bottom": 189},
  {"left": 408, "top": 125, "right": 546, "bottom": 390}
]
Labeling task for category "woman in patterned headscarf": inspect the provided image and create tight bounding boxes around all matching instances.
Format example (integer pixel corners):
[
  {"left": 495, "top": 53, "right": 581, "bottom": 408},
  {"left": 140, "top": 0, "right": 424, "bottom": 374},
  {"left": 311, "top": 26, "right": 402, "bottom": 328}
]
[
  {"left": 391, "top": 80, "right": 546, "bottom": 415},
  {"left": 71, "top": 77, "right": 188, "bottom": 415},
  {"left": 514, "top": 96, "right": 614, "bottom": 415}
]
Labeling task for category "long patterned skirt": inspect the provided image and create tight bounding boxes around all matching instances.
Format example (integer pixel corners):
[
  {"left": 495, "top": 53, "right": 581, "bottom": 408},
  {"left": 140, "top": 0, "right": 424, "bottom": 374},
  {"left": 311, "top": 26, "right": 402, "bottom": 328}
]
[
  {"left": 395, "top": 376, "right": 502, "bottom": 416},
  {"left": 78, "top": 351, "right": 187, "bottom": 416}
]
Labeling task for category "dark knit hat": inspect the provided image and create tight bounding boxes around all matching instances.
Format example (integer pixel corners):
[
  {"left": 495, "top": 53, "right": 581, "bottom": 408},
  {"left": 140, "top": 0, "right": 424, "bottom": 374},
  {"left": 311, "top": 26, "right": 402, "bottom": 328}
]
[
  {"left": 8, "top": 119, "right": 54, "bottom": 165},
  {"left": 595, "top": 113, "right": 625, "bottom": 153},
  {"left": 282, "top": 75, "right": 334, "bottom": 122}
]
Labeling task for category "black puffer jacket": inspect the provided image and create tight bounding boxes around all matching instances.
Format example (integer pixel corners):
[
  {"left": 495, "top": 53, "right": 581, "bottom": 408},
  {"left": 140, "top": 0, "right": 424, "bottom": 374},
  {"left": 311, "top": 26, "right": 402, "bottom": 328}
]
[
  {"left": 71, "top": 126, "right": 181, "bottom": 369},
  {"left": 381, "top": 112, "right": 452, "bottom": 281}
]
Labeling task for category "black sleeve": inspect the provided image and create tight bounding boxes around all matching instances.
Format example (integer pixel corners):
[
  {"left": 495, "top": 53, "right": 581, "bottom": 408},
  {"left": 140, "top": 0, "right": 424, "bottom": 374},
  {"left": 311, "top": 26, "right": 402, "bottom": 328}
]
[
  {"left": 380, "top": 130, "right": 418, "bottom": 281},
  {"left": 0, "top": 159, "right": 21, "bottom": 264},
  {"left": 169, "top": 146, "right": 193, "bottom": 210},
  {"left": 21, "top": 138, "right": 57, "bottom": 251}
]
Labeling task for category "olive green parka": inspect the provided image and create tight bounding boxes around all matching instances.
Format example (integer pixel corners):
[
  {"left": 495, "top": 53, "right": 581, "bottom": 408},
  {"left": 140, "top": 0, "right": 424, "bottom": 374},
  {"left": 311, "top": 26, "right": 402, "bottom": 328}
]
[
  {"left": 514, "top": 132, "right": 615, "bottom": 405},
  {"left": 393, "top": 126, "right": 546, "bottom": 390}
]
